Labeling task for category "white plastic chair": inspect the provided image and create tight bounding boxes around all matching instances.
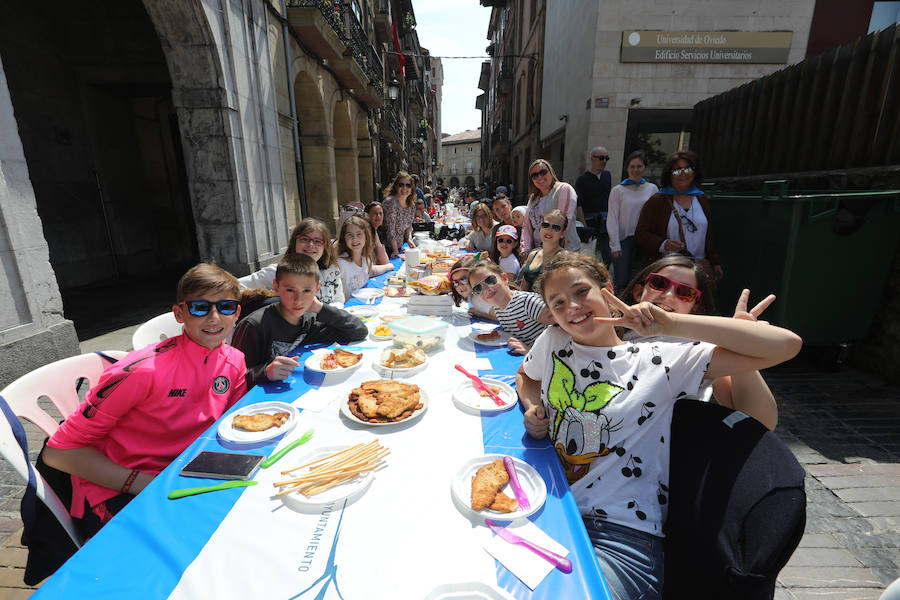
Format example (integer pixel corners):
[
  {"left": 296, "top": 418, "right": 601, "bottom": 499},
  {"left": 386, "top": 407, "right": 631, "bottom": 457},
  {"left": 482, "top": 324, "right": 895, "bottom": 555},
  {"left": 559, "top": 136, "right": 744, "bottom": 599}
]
[
  {"left": 0, "top": 351, "right": 125, "bottom": 547},
  {"left": 132, "top": 312, "right": 182, "bottom": 351},
  {"left": 881, "top": 578, "right": 900, "bottom": 599}
]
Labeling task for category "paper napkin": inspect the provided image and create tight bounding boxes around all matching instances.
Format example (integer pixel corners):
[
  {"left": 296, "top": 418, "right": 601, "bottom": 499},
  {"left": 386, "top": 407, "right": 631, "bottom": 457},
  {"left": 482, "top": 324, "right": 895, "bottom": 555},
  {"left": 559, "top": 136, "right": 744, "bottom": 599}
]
[
  {"left": 458, "top": 357, "right": 493, "bottom": 373},
  {"left": 293, "top": 388, "right": 341, "bottom": 412},
  {"left": 483, "top": 520, "right": 570, "bottom": 590}
]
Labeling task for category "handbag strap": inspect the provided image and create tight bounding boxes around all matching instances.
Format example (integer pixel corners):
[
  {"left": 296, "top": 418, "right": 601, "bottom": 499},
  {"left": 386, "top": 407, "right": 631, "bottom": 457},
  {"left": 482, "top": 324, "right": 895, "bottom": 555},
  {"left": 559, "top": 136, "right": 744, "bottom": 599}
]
[{"left": 672, "top": 199, "right": 688, "bottom": 246}]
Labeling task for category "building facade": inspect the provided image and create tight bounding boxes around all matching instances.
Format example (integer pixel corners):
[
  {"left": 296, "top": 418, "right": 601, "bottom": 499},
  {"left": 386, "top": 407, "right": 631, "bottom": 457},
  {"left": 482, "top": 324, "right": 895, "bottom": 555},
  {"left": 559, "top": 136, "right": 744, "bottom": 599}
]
[
  {"left": 478, "top": 0, "right": 545, "bottom": 203},
  {"left": 434, "top": 129, "right": 482, "bottom": 188},
  {"left": 540, "top": 1, "right": 816, "bottom": 183},
  {"left": 0, "top": 0, "right": 441, "bottom": 385}
]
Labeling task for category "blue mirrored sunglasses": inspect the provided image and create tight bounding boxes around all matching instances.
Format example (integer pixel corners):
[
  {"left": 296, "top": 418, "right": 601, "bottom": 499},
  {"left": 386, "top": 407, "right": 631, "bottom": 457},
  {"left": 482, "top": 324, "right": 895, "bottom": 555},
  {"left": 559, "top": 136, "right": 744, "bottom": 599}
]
[{"left": 183, "top": 299, "right": 240, "bottom": 317}]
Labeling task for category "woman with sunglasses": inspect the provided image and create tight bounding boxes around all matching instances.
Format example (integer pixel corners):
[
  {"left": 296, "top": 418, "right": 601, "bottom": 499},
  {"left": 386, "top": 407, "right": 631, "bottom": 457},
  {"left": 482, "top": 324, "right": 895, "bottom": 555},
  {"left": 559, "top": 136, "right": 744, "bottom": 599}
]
[
  {"left": 634, "top": 151, "right": 723, "bottom": 280},
  {"left": 521, "top": 159, "right": 580, "bottom": 254},
  {"left": 238, "top": 218, "right": 345, "bottom": 307},
  {"left": 607, "top": 151, "right": 659, "bottom": 292},
  {"left": 621, "top": 255, "right": 778, "bottom": 430},
  {"left": 382, "top": 171, "right": 417, "bottom": 258},
  {"left": 519, "top": 209, "right": 567, "bottom": 292}
]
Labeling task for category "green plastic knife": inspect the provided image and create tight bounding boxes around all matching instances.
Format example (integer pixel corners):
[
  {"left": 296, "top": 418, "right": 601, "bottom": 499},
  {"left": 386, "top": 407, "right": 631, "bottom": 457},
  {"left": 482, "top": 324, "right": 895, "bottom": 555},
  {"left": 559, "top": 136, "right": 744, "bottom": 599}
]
[
  {"left": 261, "top": 428, "right": 315, "bottom": 468},
  {"left": 167, "top": 480, "right": 258, "bottom": 500}
]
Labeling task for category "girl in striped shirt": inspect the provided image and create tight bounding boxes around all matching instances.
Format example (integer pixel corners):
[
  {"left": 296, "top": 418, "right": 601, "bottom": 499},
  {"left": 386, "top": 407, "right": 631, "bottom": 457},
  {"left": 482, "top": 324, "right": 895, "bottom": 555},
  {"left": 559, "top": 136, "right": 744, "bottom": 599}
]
[{"left": 467, "top": 259, "right": 554, "bottom": 354}]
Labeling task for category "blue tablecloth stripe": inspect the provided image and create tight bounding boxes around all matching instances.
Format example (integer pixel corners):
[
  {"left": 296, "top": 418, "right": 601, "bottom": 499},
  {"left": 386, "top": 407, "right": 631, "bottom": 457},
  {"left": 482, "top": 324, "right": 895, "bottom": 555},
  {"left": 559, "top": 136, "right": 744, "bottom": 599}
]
[{"left": 475, "top": 341, "right": 612, "bottom": 600}]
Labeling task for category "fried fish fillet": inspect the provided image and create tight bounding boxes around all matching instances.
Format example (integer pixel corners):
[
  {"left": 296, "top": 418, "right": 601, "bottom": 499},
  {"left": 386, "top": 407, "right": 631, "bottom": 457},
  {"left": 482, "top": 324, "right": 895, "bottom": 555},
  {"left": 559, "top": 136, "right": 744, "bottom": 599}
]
[
  {"left": 334, "top": 348, "right": 362, "bottom": 368},
  {"left": 471, "top": 459, "right": 510, "bottom": 511},
  {"left": 233, "top": 411, "right": 290, "bottom": 432},
  {"left": 350, "top": 380, "right": 421, "bottom": 420},
  {"left": 489, "top": 492, "right": 518, "bottom": 513}
]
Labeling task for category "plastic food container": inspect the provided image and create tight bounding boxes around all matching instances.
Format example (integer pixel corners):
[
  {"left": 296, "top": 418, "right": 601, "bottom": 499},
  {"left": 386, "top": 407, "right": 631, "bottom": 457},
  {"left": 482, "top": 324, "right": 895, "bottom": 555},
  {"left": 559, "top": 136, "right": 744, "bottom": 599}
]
[{"left": 389, "top": 316, "right": 448, "bottom": 351}]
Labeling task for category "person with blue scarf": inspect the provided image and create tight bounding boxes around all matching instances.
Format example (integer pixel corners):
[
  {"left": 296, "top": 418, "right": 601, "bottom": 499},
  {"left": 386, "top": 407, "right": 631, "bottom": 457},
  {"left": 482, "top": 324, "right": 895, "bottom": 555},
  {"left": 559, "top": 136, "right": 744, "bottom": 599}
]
[
  {"left": 635, "top": 151, "right": 723, "bottom": 280},
  {"left": 607, "top": 150, "right": 659, "bottom": 291}
]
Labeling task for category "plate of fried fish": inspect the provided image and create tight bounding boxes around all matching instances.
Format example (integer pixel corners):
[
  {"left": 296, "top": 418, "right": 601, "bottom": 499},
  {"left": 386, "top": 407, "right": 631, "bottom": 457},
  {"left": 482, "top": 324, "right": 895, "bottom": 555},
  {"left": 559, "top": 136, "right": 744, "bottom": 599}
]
[
  {"left": 218, "top": 401, "right": 299, "bottom": 443},
  {"left": 451, "top": 455, "right": 546, "bottom": 521},
  {"left": 340, "top": 380, "right": 428, "bottom": 426},
  {"left": 305, "top": 348, "right": 364, "bottom": 374}
]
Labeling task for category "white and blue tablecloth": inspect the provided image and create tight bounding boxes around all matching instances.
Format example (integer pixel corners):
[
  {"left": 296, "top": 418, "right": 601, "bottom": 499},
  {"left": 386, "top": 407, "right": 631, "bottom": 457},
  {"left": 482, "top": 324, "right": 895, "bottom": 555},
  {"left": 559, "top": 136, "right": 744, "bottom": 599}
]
[{"left": 34, "top": 266, "right": 611, "bottom": 600}]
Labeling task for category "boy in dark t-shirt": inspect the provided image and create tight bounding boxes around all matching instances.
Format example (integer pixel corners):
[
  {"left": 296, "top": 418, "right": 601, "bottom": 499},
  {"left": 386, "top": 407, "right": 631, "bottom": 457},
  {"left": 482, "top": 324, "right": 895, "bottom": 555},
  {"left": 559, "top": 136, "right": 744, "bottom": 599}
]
[{"left": 232, "top": 254, "right": 367, "bottom": 387}]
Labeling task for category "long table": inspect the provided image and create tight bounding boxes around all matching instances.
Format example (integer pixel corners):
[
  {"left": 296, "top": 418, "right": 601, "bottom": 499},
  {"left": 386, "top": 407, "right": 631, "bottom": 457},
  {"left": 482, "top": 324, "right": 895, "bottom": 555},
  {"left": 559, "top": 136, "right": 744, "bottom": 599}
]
[{"left": 34, "top": 267, "right": 611, "bottom": 599}]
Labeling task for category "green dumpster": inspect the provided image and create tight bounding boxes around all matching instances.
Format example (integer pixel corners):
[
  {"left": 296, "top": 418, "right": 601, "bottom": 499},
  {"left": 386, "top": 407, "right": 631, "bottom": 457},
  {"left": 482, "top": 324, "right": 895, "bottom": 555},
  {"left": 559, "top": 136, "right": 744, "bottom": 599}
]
[{"left": 707, "top": 181, "right": 900, "bottom": 346}]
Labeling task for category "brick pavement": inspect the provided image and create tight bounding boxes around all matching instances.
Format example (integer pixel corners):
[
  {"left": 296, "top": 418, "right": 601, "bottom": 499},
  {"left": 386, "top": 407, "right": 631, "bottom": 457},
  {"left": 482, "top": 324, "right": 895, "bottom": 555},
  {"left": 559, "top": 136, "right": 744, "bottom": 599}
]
[{"left": 0, "top": 348, "right": 897, "bottom": 598}]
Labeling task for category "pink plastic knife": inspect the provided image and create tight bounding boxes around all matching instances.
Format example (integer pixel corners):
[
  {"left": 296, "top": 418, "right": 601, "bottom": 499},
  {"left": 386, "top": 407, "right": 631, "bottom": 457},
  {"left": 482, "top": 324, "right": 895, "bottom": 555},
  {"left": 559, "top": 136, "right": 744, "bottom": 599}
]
[
  {"left": 503, "top": 456, "right": 530, "bottom": 510},
  {"left": 454, "top": 364, "right": 506, "bottom": 407},
  {"left": 485, "top": 519, "right": 572, "bottom": 573}
]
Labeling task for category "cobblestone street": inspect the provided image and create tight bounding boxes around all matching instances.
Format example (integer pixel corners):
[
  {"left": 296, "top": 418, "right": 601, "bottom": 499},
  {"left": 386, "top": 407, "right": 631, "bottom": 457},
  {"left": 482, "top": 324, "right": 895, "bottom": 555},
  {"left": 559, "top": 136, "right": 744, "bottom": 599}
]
[{"left": 0, "top": 345, "right": 897, "bottom": 598}]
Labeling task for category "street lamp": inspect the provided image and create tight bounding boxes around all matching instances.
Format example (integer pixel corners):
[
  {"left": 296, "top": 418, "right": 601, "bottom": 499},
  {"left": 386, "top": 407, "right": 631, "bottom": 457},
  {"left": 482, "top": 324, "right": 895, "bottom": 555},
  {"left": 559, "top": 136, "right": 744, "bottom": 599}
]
[{"left": 387, "top": 78, "right": 400, "bottom": 101}]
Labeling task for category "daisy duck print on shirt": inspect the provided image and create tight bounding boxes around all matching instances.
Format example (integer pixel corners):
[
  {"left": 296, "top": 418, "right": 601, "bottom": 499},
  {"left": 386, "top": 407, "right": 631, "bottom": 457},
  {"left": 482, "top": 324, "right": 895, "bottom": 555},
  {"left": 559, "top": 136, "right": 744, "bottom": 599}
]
[{"left": 522, "top": 325, "right": 714, "bottom": 535}]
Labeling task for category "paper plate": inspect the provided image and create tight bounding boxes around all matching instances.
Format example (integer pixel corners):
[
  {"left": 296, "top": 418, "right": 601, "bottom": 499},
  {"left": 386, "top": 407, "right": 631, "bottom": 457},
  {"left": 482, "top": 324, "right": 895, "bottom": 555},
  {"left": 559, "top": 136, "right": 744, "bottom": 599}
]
[
  {"left": 369, "top": 330, "right": 393, "bottom": 342},
  {"left": 340, "top": 388, "right": 428, "bottom": 427},
  {"left": 452, "top": 378, "right": 516, "bottom": 414},
  {"left": 372, "top": 351, "right": 428, "bottom": 378},
  {"left": 346, "top": 305, "right": 379, "bottom": 319},
  {"left": 279, "top": 444, "right": 376, "bottom": 511},
  {"left": 304, "top": 349, "right": 365, "bottom": 374},
  {"left": 466, "top": 329, "right": 509, "bottom": 347},
  {"left": 451, "top": 455, "right": 547, "bottom": 522},
  {"left": 218, "top": 401, "right": 299, "bottom": 443},
  {"left": 352, "top": 288, "right": 385, "bottom": 302},
  {"left": 423, "top": 583, "right": 515, "bottom": 600}
]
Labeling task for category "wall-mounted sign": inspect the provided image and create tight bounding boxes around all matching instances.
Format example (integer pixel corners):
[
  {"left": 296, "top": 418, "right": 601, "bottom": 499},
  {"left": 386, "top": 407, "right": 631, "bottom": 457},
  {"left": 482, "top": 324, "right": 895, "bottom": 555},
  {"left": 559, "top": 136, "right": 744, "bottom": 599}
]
[{"left": 621, "top": 31, "right": 792, "bottom": 64}]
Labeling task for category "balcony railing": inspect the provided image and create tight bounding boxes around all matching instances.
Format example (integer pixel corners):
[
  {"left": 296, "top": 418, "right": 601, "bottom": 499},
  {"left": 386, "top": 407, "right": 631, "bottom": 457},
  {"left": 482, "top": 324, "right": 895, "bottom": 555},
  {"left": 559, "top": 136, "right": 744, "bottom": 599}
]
[
  {"left": 382, "top": 104, "right": 404, "bottom": 144},
  {"left": 340, "top": 3, "right": 384, "bottom": 95},
  {"left": 288, "top": 0, "right": 344, "bottom": 37}
]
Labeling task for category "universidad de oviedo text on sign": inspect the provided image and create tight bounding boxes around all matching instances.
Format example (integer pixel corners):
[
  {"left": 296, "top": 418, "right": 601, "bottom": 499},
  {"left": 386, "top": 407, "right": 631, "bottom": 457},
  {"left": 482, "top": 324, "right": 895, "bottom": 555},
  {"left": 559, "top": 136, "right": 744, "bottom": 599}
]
[{"left": 620, "top": 31, "right": 793, "bottom": 64}]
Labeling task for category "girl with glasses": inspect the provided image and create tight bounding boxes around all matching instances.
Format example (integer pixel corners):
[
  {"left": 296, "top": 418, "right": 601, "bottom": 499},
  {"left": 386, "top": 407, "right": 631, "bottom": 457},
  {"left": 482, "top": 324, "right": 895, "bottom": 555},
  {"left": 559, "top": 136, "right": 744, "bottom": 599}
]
[
  {"left": 517, "top": 251, "right": 800, "bottom": 600},
  {"left": 382, "top": 171, "right": 417, "bottom": 257},
  {"left": 620, "top": 255, "right": 778, "bottom": 430},
  {"left": 634, "top": 151, "right": 723, "bottom": 280},
  {"left": 238, "top": 218, "right": 345, "bottom": 307},
  {"left": 467, "top": 260, "right": 554, "bottom": 354},
  {"left": 448, "top": 256, "right": 497, "bottom": 322},
  {"left": 336, "top": 216, "right": 394, "bottom": 296},
  {"left": 519, "top": 209, "right": 567, "bottom": 292},
  {"left": 521, "top": 159, "right": 581, "bottom": 254},
  {"left": 607, "top": 150, "right": 659, "bottom": 292}
]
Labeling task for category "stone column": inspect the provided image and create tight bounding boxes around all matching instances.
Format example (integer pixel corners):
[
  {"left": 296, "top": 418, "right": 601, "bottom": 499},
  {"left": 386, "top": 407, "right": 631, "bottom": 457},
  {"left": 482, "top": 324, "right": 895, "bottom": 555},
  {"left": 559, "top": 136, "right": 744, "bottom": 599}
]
[{"left": 0, "top": 55, "right": 80, "bottom": 387}]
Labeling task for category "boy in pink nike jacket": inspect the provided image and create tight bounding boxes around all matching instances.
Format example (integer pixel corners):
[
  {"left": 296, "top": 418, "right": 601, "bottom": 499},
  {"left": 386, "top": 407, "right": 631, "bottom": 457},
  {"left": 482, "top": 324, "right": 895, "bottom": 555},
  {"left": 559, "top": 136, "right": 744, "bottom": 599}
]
[{"left": 45, "top": 263, "right": 247, "bottom": 536}]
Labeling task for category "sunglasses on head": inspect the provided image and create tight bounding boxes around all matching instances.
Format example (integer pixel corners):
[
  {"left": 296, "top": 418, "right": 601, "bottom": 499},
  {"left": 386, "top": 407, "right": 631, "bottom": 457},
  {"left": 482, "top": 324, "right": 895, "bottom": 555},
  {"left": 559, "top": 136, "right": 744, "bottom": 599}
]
[
  {"left": 470, "top": 274, "right": 499, "bottom": 296},
  {"left": 530, "top": 168, "right": 550, "bottom": 179},
  {"left": 672, "top": 167, "right": 694, "bottom": 177},
  {"left": 592, "top": 154, "right": 610, "bottom": 161},
  {"left": 644, "top": 273, "right": 701, "bottom": 302},
  {"left": 541, "top": 221, "right": 563, "bottom": 232},
  {"left": 182, "top": 299, "right": 240, "bottom": 317},
  {"left": 397, "top": 182, "right": 413, "bottom": 188}
]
